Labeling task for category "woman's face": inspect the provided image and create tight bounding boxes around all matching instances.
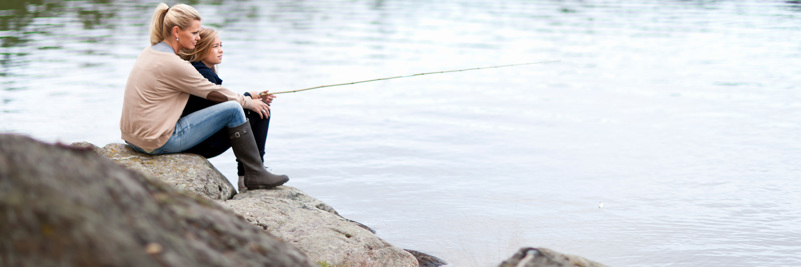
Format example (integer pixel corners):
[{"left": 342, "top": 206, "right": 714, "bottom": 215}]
[
  {"left": 176, "top": 20, "right": 202, "bottom": 50},
  {"left": 202, "top": 35, "right": 223, "bottom": 66}
]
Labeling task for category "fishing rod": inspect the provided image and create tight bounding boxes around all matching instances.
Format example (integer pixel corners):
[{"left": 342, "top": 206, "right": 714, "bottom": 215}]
[{"left": 260, "top": 60, "right": 559, "bottom": 96}]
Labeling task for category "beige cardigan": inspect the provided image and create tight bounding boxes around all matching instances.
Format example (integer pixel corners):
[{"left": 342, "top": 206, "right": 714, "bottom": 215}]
[{"left": 120, "top": 46, "right": 255, "bottom": 151}]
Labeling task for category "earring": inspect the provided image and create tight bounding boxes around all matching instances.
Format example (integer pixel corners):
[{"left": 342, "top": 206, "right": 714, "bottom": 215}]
[{"left": 176, "top": 38, "right": 179, "bottom": 41}]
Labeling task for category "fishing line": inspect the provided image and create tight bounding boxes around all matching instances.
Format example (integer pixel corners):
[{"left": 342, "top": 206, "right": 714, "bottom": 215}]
[{"left": 260, "top": 60, "right": 559, "bottom": 96}]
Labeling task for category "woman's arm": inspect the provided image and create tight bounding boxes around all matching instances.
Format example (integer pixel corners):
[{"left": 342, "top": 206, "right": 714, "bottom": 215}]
[{"left": 165, "top": 59, "right": 270, "bottom": 117}]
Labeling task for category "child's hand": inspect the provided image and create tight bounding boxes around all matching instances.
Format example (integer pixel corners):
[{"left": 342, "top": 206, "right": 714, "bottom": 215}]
[{"left": 259, "top": 90, "right": 276, "bottom": 105}]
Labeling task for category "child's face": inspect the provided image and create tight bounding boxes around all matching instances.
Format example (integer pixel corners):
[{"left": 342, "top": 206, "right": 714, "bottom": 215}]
[{"left": 203, "top": 35, "right": 223, "bottom": 65}]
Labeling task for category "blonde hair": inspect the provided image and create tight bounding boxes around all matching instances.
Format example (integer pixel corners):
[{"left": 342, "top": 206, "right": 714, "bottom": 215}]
[
  {"left": 180, "top": 27, "right": 220, "bottom": 66},
  {"left": 149, "top": 3, "right": 202, "bottom": 45}
]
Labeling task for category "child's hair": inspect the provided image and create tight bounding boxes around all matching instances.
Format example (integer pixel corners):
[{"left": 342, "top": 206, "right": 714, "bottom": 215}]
[
  {"left": 179, "top": 27, "right": 220, "bottom": 71},
  {"left": 149, "top": 3, "right": 202, "bottom": 45}
]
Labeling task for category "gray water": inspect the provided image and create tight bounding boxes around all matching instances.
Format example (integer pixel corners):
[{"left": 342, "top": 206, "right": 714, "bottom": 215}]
[{"left": 3, "top": 0, "right": 801, "bottom": 266}]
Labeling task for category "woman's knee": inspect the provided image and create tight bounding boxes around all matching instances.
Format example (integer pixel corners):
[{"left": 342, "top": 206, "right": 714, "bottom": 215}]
[
  {"left": 217, "top": 101, "right": 242, "bottom": 114},
  {"left": 219, "top": 101, "right": 247, "bottom": 126},
  {"left": 219, "top": 100, "right": 241, "bottom": 110}
]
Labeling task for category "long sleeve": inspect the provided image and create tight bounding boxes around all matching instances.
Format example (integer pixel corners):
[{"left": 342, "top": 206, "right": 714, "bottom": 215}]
[{"left": 160, "top": 57, "right": 254, "bottom": 109}]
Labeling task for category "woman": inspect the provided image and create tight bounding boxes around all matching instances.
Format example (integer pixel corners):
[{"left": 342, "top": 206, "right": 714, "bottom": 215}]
[
  {"left": 179, "top": 27, "right": 276, "bottom": 192},
  {"left": 120, "top": 3, "right": 288, "bottom": 190}
]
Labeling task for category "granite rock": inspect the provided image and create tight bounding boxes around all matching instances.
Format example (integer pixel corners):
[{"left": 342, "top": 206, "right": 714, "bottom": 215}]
[
  {"left": 221, "top": 187, "right": 421, "bottom": 266},
  {"left": 73, "top": 142, "right": 236, "bottom": 201},
  {"left": 499, "top": 247, "right": 607, "bottom": 267},
  {"left": 0, "top": 134, "right": 315, "bottom": 267}
]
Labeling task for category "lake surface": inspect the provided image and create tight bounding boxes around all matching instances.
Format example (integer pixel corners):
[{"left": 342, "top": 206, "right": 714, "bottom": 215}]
[{"left": 3, "top": 0, "right": 801, "bottom": 266}]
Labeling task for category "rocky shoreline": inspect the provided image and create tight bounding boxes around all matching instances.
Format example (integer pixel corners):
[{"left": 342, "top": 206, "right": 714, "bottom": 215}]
[{"left": 0, "top": 134, "right": 607, "bottom": 267}]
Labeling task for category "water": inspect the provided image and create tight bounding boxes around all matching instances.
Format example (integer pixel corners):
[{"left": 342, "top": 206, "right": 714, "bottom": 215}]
[{"left": 3, "top": 0, "right": 801, "bottom": 266}]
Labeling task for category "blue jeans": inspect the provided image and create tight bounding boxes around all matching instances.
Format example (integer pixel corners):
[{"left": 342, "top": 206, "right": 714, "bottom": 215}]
[{"left": 129, "top": 101, "right": 247, "bottom": 155}]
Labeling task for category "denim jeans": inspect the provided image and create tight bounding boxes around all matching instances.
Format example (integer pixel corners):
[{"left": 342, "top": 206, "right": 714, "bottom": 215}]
[{"left": 128, "top": 101, "right": 246, "bottom": 155}]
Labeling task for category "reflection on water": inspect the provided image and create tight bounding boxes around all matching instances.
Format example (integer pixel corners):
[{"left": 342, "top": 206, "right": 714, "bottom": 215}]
[
  {"left": 3, "top": 1, "right": 801, "bottom": 266},
  {"left": 1, "top": 0, "right": 111, "bottom": 75},
  {"left": 0, "top": 0, "right": 244, "bottom": 82}
]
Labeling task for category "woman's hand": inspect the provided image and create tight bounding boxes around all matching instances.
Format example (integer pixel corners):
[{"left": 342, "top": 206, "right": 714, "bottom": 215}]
[{"left": 248, "top": 98, "right": 270, "bottom": 119}]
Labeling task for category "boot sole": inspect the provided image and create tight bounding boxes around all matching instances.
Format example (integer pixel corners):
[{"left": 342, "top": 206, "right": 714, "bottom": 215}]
[{"left": 246, "top": 178, "right": 289, "bottom": 190}]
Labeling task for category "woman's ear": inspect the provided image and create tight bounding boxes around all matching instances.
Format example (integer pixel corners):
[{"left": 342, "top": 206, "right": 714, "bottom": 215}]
[{"left": 172, "top": 25, "right": 181, "bottom": 41}]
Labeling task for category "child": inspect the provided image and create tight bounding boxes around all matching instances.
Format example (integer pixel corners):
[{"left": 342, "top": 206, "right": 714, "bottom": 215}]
[{"left": 180, "top": 27, "right": 279, "bottom": 192}]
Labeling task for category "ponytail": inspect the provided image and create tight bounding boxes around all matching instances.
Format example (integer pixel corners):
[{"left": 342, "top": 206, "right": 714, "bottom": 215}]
[
  {"left": 148, "top": 3, "right": 202, "bottom": 45},
  {"left": 149, "top": 3, "right": 170, "bottom": 45}
]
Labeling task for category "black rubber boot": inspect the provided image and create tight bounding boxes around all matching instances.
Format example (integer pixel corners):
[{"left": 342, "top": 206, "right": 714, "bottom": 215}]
[{"left": 228, "top": 121, "right": 288, "bottom": 189}]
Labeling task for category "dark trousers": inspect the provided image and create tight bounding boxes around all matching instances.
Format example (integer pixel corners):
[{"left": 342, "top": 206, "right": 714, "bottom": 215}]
[{"left": 182, "top": 98, "right": 270, "bottom": 176}]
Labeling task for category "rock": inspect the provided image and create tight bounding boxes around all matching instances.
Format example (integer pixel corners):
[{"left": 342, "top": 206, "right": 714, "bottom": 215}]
[
  {"left": 69, "top": 141, "right": 102, "bottom": 152},
  {"left": 220, "top": 187, "right": 420, "bottom": 267},
  {"left": 72, "top": 140, "right": 444, "bottom": 266},
  {"left": 405, "top": 249, "right": 448, "bottom": 267},
  {"left": 75, "top": 142, "right": 236, "bottom": 201},
  {"left": 499, "top": 247, "right": 607, "bottom": 267},
  {"left": 0, "top": 134, "right": 316, "bottom": 266}
]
